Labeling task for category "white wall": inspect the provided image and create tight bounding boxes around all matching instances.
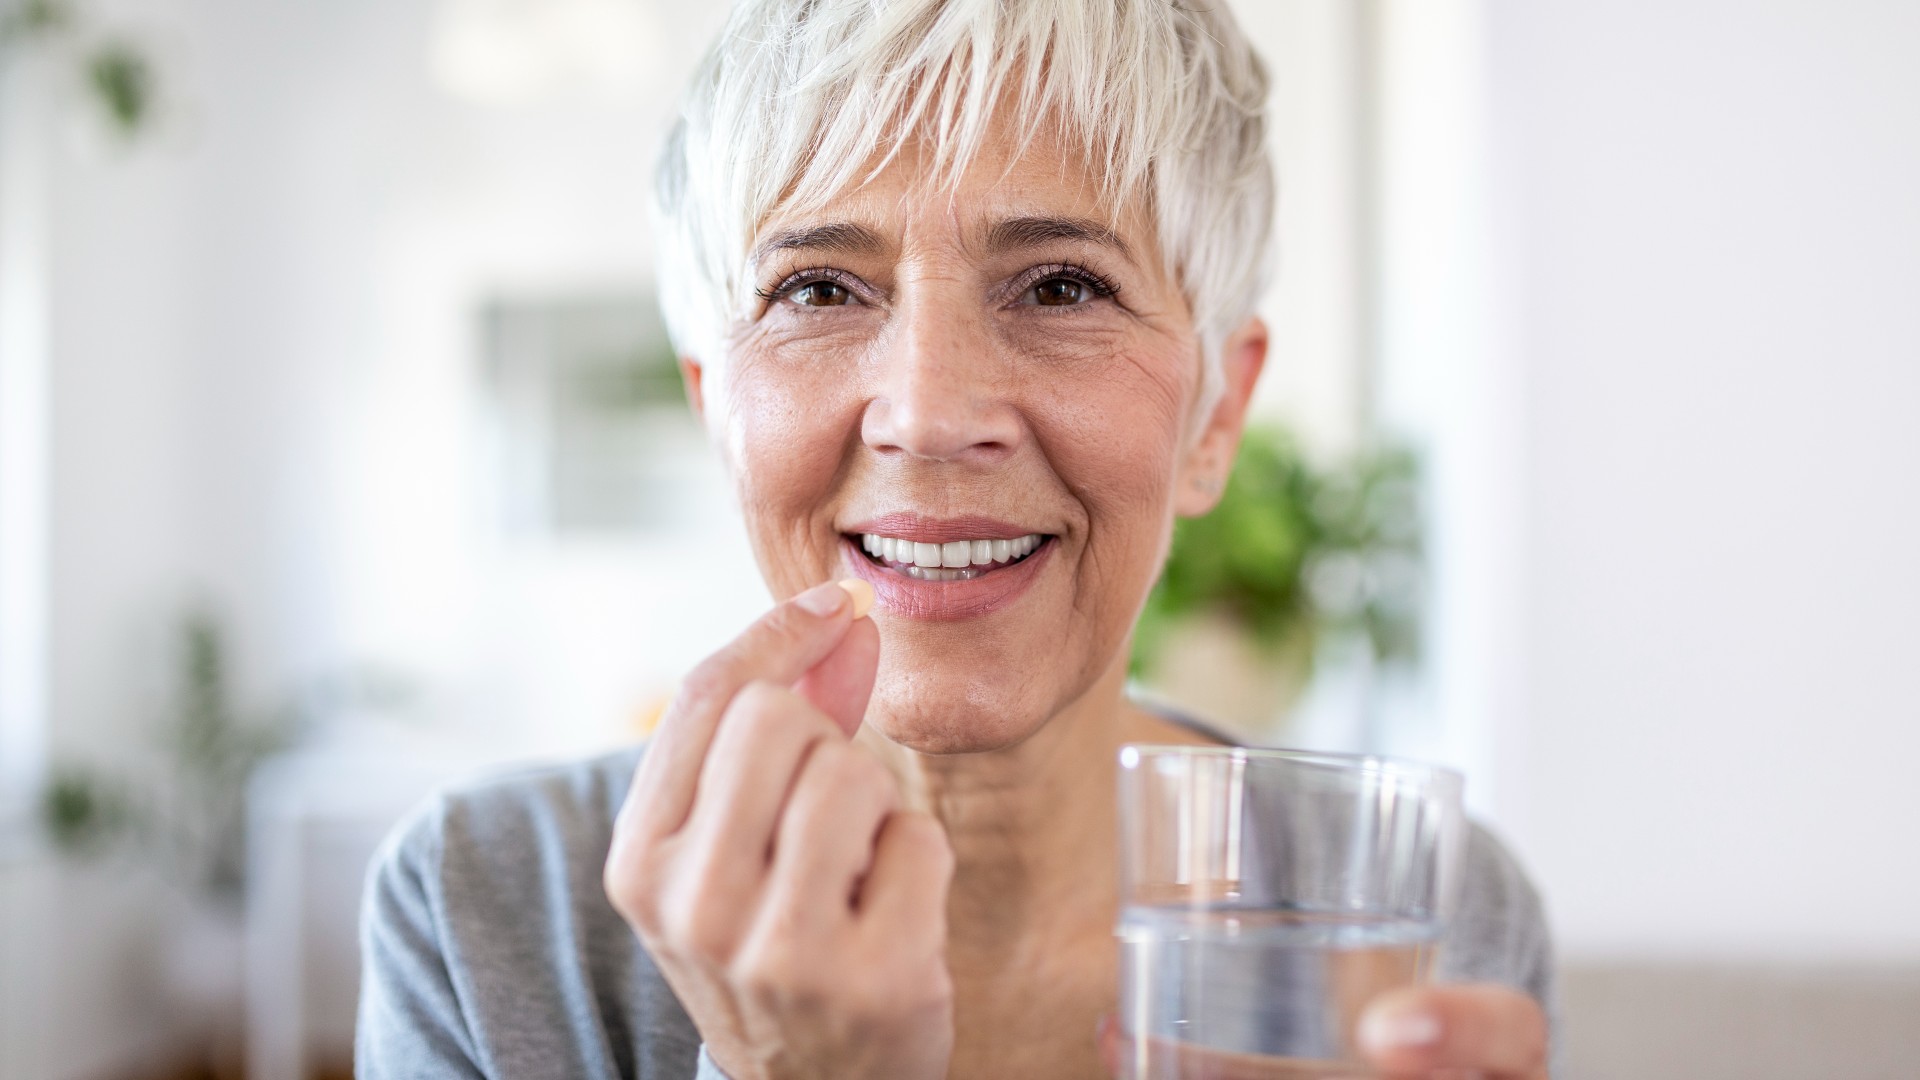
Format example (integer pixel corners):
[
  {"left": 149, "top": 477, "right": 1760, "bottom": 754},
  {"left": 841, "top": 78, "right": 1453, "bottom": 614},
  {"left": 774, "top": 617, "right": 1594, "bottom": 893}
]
[
  {"left": 10, "top": 0, "right": 749, "bottom": 1073},
  {"left": 16, "top": 0, "right": 1386, "bottom": 798},
  {"left": 1238, "top": 0, "right": 1370, "bottom": 454},
  {"left": 1, "top": 5, "right": 209, "bottom": 1072},
  {"left": 0, "top": 51, "right": 53, "bottom": 809},
  {"left": 1478, "top": 0, "right": 1920, "bottom": 963},
  {"left": 1371, "top": 0, "right": 1521, "bottom": 808}
]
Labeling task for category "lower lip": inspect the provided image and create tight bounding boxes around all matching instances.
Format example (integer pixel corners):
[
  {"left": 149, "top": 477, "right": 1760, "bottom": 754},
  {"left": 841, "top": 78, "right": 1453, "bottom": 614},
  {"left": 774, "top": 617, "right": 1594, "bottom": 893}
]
[{"left": 842, "top": 537, "right": 1053, "bottom": 620}]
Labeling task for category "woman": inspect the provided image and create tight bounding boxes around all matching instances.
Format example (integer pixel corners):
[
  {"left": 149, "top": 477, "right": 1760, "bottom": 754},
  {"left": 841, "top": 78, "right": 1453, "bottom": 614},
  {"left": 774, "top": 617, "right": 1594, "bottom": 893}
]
[{"left": 358, "top": 0, "right": 1555, "bottom": 1077}]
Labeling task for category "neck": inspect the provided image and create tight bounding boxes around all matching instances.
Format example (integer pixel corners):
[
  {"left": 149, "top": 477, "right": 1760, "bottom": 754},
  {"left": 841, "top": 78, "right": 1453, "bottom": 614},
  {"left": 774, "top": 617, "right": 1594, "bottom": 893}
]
[{"left": 857, "top": 652, "right": 1192, "bottom": 955}]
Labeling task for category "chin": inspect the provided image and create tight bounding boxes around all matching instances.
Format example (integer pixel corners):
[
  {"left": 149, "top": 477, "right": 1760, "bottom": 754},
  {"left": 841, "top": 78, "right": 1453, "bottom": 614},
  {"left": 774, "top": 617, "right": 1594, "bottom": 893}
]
[{"left": 863, "top": 679, "right": 1049, "bottom": 755}]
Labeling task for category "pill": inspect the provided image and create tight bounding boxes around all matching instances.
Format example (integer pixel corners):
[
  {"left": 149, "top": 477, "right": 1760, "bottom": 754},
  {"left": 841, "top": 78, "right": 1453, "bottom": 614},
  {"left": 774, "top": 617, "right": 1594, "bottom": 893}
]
[{"left": 835, "top": 578, "right": 875, "bottom": 620}]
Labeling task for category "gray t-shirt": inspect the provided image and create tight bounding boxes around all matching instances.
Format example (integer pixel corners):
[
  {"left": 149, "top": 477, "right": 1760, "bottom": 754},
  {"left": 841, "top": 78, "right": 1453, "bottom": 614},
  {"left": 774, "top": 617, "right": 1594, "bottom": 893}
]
[{"left": 356, "top": 744, "right": 1558, "bottom": 1079}]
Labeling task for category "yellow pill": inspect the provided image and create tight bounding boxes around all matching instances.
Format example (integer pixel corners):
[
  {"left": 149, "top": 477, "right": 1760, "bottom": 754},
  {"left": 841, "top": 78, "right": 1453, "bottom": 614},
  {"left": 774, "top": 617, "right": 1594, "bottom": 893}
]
[{"left": 836, "top": 578, "right": 875, "bottom": 620}]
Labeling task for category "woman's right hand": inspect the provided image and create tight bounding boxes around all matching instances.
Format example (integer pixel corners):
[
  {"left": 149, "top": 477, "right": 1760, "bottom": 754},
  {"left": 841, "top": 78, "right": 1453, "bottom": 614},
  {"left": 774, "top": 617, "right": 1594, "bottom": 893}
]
[{"left": 603, "top": 581, "right": 956, "bottom": 1080}]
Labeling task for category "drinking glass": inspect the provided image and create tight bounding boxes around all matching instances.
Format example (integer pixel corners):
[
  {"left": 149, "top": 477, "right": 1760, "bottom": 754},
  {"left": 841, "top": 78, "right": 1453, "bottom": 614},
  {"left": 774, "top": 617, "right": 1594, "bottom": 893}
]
[{"left": 1115, "top": 746, "right": 1465, "bottom": 1079}]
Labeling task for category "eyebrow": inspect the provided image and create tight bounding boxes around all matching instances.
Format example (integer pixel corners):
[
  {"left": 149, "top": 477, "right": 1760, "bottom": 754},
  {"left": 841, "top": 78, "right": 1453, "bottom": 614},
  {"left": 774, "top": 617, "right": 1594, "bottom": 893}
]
[
  {"left": 749, "top": 222, "right": 887, "bottom": 266},
  {"left": 984, "top": 215, "right": 1133, "bottom": 262},
  {"left": 747, "top": 214, "right": 1135, "bottom": 269}
]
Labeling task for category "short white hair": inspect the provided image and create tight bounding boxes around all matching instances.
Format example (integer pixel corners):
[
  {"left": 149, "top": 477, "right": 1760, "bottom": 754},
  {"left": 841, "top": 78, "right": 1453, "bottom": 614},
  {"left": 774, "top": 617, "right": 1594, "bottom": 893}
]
[{"left": 653, "top": 0, "right": 1274, "bottom": 417}]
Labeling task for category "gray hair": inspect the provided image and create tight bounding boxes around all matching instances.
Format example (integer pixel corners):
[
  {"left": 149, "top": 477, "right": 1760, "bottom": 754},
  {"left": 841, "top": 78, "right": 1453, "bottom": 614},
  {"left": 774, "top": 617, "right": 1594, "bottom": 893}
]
[{"left": 653, "top": 0, "right": 1274, "bottom": 417}]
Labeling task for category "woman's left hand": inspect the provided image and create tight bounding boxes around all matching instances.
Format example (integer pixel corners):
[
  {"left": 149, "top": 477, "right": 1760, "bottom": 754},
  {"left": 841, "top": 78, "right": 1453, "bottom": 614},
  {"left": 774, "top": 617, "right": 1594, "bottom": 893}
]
[
  {"left": 1098, "top": 983, "right": 1549, "bottom": 1079},
  {"left": 1351, "top": 984, "right": 1549, "bottom": 1079}
]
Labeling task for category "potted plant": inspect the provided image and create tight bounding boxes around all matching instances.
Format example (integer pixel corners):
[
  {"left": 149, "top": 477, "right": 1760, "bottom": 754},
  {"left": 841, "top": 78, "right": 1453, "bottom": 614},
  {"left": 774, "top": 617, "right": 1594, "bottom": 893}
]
[
  {"left": 1, "top": 0, "right": 158, "bottom": 137},
  {"left": 40, "top": 611, "right": 411, "bottom": 1076},
  {"left": 1131, "top": 424, "right": 1424, "bottom": 736}
]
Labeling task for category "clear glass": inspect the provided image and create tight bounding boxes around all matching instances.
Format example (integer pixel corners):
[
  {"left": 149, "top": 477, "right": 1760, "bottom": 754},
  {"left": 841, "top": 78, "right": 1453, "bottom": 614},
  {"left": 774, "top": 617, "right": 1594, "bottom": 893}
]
[{"left": 1115, "top": 746, "right": 1465, "bottom": 1079}]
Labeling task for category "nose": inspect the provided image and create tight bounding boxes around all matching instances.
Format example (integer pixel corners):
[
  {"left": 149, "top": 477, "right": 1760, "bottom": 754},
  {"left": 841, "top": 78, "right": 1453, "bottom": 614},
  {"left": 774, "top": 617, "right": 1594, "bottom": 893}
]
[{"left": 861, "top": 295, "right": 1021, "bottom": 462}]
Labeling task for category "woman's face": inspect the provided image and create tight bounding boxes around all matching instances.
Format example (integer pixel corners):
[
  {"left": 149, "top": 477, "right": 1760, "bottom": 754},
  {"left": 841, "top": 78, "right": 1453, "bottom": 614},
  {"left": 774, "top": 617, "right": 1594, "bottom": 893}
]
[{"left": 688, "top": 127, "right": 1261, "bottom": 754}]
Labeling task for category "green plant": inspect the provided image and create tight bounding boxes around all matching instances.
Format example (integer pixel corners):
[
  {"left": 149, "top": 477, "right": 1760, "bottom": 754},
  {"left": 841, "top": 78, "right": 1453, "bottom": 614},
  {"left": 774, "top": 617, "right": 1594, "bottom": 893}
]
[
  {"left": 38, "top": 611, "right": 414, "bottom": 905},
  {"left": 1132, "top": 424, "right": 1424, "bottom": 680},
  {"left": 164, "top": 613, "right": 298, "bottom": 898},
  {"left": 84, "top": 38, "right": 152, "bottom": 132},
  {"left": 40, "top": 762, "right": 131, "bottom": 853},
  {"left": 1, "top": 0, "right": 158, "bottom": 136},
  {"left": 0, "top": 0, "right": 68, "bottom": 41}
]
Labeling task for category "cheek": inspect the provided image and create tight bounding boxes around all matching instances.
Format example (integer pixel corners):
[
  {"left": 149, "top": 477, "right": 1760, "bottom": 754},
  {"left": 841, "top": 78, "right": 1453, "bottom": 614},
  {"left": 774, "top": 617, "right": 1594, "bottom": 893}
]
[
  {"left": 1022, "top": 335, "right": 1195, "bottom": 655},
  {"left": 720, "top": 349, "right": 867, "bottom": 582},
  {"left": 1026, "top": 333, "right": 1192, "bottom": 524}
]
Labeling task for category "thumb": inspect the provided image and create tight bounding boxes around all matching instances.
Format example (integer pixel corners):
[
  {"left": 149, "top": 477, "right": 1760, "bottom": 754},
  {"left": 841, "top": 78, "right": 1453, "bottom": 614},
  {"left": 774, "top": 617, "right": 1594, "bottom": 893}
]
[{"left": 792, "top": 579, "right": 879, "bottom": 736}]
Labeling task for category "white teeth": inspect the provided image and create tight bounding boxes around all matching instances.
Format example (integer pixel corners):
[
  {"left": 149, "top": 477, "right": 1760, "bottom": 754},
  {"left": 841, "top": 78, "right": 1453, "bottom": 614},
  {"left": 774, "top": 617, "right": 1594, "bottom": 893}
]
[
  {"left": 903, "top": 565, "right": 980, "bottom": 582},
  {"left": 857, "top": 532, "right": 1046, "bottom": 570}
]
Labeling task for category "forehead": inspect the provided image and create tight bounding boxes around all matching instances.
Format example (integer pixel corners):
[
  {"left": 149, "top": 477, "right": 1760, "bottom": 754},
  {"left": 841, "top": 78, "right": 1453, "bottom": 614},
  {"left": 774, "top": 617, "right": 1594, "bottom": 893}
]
[{"left": 748, "top": 126, "right": 1159, "bottom": 267}]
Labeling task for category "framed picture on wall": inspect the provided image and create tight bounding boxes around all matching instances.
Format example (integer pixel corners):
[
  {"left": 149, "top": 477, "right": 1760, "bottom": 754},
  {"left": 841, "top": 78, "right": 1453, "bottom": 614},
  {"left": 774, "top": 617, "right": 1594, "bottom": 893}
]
[{"left": 482, "top": 292, "right": 711, "bottom": 537}]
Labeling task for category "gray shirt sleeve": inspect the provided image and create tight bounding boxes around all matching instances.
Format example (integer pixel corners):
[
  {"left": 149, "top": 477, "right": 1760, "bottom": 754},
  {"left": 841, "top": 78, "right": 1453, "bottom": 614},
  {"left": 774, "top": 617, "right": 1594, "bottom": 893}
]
[
  {"left": 1440, "top": 823, "right": 1562, "bottom": 1077},
  {"left": 356, "top": 747, "right": 1558, "bottom": 1079},
  {"left": 357, "top": 795, "right": 489, "bottom": 1078},
  {"left": 356, "top": 750, "right": 704, "bottom": 1080}
]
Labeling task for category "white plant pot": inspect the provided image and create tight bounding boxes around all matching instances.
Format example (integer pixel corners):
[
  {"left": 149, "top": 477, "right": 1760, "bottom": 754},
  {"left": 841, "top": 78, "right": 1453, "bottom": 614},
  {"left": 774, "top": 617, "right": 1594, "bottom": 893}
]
[{"left": 1140, "top": 609, "right": 1313, "bottom": 739}]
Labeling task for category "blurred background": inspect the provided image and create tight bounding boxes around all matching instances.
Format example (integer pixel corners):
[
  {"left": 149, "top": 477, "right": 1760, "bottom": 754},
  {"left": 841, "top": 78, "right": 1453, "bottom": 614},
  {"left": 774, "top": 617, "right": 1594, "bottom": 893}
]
[{"left": 1, "top": 0, "right": 1916, "bottom": 1078}]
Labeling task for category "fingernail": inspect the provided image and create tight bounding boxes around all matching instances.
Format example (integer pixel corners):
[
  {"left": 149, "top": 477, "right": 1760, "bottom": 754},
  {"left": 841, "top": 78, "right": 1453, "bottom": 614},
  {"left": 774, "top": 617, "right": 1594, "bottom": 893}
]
[
  {"left": 1359, "top": 1005, "right": 1441, "bottom": 1052},
  {"left": 836, "top": 578, "right": 875, "bottom": 619},
  {"left": 794, "top": 582, "right": 848, "bottom": 617}
]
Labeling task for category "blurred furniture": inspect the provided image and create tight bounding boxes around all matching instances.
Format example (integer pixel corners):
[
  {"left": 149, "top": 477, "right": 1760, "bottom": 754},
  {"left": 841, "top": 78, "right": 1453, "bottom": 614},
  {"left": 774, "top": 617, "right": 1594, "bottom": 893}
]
[
  {"left": 1561, "top": 962, "right": 1920, "bottom": 1080},
  {"left": 244, "top": 735, "right": 508, "bottom": 1080}
]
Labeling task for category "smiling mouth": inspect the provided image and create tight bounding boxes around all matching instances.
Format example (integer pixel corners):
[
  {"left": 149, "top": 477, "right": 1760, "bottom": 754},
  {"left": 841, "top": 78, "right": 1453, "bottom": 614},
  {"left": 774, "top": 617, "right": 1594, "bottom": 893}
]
[{"left": 851, "top": 532, "right": 1051, "bottom": 582}]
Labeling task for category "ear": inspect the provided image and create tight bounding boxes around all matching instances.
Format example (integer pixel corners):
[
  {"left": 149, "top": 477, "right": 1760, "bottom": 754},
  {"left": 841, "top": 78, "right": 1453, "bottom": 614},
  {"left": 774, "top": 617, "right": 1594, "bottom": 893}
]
[
  {"left": 1173, "top": 317, "right": 1268, "bottom": 517},
  {"left": 677, "top": 356, "right": 708, "bottom": 424}
]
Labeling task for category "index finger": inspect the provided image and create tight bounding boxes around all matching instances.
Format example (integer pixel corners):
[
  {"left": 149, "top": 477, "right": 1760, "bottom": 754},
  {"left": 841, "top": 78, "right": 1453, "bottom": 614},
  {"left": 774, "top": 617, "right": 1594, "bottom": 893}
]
[
  {"left": 1358, "top": 984, "right": 1549, "bottom": 1079},
  {"left": 618, "top": 579, "right": 875, "bottom": 840}
]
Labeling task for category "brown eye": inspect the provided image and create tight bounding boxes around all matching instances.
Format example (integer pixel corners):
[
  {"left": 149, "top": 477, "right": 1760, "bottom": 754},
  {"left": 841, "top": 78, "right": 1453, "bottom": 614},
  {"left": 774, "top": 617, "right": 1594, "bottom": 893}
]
[
  {"left": 791, "top": 281, "right": 851, "bottom": 307},
  {"left": 1031, "top": 278, "right": 1086, "bottom": 306}
]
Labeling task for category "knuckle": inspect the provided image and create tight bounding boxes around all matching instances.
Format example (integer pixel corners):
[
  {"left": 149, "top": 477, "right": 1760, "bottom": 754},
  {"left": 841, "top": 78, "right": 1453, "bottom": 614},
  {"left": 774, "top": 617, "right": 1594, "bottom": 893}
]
[
  {"left": 756, "top": 601, "right": 813, "bottom": 645},
  {"left": 851, "top": 956, "right": 949, "bottom": 1021},
  {"left": 810, "top": 745, "right": 892, "bottom": 814},
  {"left": 653, "top": 850, "right": 746, "bottom": 961},
  {"left": 901, "top": 965, "right": 954, "bottom": 1015},
  {"left": 668, "top": 895, "right": 737, "bottom": 963},
  {"left": 843, "top": 748, "right": 893, "bottom": 792},
  {"left": 732, "top": 939, "right": 820, "bottom": 1007},
  {"left": 899, "top": 812, "right": 955, "bottom": 871},
  {"left": 755, "top": 886, "right": 807, "bottom": 941},
  {"left": 602, "top": 860, "right": 648, "bottom": 924},
  {"left": 673, "top": 662, "right": 732, "bottom": 717},
  {"left": 603, "top": 840, "right": 663, "bottom": 928},
  {"left": 723, "top": 682, "right": 836, "bottom": 751},
  {"left": 725, "top": 679, "right": 793, "bottom": 725},
  {"left": 806, "top": 734, "right": 852, "bottom": 768},
  {"left": 803, "top": 738, "right": 855, "bottom": 780}
]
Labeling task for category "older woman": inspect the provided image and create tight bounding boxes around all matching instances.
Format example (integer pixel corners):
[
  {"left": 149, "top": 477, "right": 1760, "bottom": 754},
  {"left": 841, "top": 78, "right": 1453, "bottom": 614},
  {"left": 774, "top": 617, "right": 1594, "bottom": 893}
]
[{"left": 357, "top": 0, "right": 1555, "bottom": 1077}]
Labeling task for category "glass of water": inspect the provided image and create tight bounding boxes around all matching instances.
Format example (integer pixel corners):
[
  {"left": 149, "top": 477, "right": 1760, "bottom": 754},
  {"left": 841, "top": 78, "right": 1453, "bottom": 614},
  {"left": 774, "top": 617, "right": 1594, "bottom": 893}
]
[{"left": 1115, "top": 746, "right": 1465, "bottom": 1079}]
